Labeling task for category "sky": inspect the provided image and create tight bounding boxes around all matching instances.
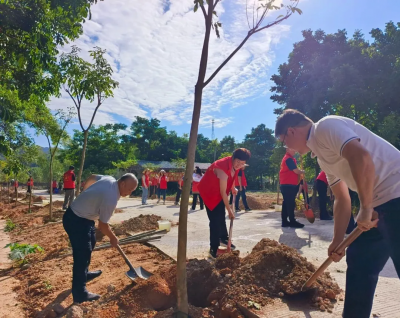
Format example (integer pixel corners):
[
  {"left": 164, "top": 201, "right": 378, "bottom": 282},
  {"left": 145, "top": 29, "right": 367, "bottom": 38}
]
[{"left": 33, "top": 0, "right": 400, "bottom": 147}]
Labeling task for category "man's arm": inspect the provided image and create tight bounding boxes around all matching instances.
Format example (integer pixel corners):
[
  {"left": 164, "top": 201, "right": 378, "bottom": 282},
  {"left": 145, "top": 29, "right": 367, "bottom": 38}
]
[
  {"left": 342, "top": 140, "right": 378, "bottom": 231},
  {"left": 98, "top": 220, "right": 119, "bottom": 247},
  {"left": 286, "top": 158, "right": 304, "bottom": 175},
  {"left": 220, "top": 179, "right": 235, "bottom": 219},
  {"left": 82, "top": 174, "right": 101, "bottom": 191}
]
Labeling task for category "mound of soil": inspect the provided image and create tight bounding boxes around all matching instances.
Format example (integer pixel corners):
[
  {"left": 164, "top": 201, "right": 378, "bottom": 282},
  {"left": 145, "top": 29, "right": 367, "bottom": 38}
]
[
  {"left": 241, "top": 193, "right": 276, "bottom": 210},
  {"left": 112, "top": 214, "right": 161, "bottom": 235}
]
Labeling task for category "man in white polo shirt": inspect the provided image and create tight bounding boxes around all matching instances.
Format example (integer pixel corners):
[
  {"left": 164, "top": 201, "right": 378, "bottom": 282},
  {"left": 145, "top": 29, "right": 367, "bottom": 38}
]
[
  {"left": 275, "top": 109, "right": 400, "bottom": 318},
  {"left": 63, "top": 173, "right": 138, "bottom": 303}
]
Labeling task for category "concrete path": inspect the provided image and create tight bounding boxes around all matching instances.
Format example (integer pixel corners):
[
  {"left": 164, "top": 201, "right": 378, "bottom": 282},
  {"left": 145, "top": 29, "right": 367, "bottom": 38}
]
[{"left": 33, "top": 191, "right": 400, "bottom": 317}]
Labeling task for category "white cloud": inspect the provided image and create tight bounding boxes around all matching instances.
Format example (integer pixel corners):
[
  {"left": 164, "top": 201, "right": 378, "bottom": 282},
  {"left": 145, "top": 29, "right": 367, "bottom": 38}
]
[{"left": 50, "top": 0, "right": 292, "bottom": 131}]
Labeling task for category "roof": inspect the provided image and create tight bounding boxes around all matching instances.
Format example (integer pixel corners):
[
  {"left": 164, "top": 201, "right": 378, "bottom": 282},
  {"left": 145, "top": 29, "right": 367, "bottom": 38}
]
[{"left": 136, "top": 160, "right": 211, "bottom": 170}]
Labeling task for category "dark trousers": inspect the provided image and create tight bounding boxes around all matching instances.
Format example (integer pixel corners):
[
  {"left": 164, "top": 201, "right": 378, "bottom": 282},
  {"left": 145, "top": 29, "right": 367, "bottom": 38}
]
[
  {"left": 192, "top": 193, "right": 204, "bottom": 210},
  {"left": 229, "top": 188, "right": 250, "bottom": 210},
  {"left": 343, "top": 197, "right": 400, "bottom": 318},
  {"left": 316, "top": 180, "right": 330, "bottom": 219},
  {"left": 150, "top": 186, "right": 157, "bottom": 197},
  {"left": 62, "top": 208, "right": 96, "bottom": 298},
  {"left": 280, "top": 184, "right": 299, "bottom": 223},
  {"left": 206, "top": 200, "right": 228, "bottom": 251},
  {"left": 175, "top": 188, "right": 181, "bottom": 203},
  {"left": 158, "top": 188, "right": 166, "bottom": 201}
]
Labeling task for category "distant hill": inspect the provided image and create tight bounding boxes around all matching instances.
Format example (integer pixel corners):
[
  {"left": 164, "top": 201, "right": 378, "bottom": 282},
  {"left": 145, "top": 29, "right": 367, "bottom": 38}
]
[{"left": 41, "top": 147, "right": 50, "bottom": 154}]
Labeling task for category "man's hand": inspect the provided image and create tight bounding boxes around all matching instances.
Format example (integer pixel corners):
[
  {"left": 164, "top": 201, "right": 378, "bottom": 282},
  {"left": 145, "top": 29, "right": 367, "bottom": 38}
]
[
  {"left": 232, "top": 187, "right": 238, "bottom": 196},
  {"left": 356, "top": 209, "right": 379, "bottom": 232},
  {"left": 228, "top": 208, "right": 235, "bottom": 220},
  {"left": 110, "top": 235, "right": 119, "bottom": 248},
  {"left": 328, "top": 239, "right": 346, "bottom": 262}
]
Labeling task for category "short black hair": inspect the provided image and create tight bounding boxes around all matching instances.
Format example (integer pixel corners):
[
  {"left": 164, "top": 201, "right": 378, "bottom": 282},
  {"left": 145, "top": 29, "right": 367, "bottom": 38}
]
[
  {"left": 275, "top": 109, "right": 313, "bottom": 137},
  {"left": 232, "top": 148, "right": 251, "bottom": 161},
  {"left": 69, "top": 165, "right": 75, "bottom": 170}
]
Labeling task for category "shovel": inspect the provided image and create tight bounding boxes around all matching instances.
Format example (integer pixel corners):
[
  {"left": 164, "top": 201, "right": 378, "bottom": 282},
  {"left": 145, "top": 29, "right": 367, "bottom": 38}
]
[
  {"left": 217, "top": 194, "right": 235, "bottom": 256},
  {"left": 286, "top": 227, "right": 363, "bottom": 298},
  {"left": 116, "top": 245, "right": 153, "bottom": 281}
]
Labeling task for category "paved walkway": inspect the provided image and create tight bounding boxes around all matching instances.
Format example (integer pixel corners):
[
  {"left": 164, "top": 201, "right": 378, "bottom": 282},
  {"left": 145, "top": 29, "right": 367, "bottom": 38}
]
[{"left": 34, "top": 191, "right": 400, "bottom": 317}]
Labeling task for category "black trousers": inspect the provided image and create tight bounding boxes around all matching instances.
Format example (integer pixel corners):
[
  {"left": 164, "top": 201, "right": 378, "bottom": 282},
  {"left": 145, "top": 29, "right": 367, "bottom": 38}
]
[
  {"left": 344, "top": 197, "right": 400, "bottom": 318},
  {"left": 229, "top": 188, "right": 250, "bottom": 210},
  {"left": 192, "top": 193, "right": 204, "bottom": 210},
  {"left": 63, "top": 208, "right": 96, "bottom": 298},
  {"left": 280, "top": 184, "right": 299, "bottom": 223},
  {"left": 175, "top": 188, "right": 181, "bottom": 203},
  {"left": 316, "top": 180, "right": 331, "bottom": 219},
  {"left": 206, "top": 200, "right": 228, "bottom": 251}
]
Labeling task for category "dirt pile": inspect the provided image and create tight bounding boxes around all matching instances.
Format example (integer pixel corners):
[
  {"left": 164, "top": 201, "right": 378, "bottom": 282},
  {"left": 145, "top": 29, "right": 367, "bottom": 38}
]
[
  {"left": 236, "top": 192, "right": 276, "bottom": 210},
  {"left": 112, "top": 214, "right": 161, "bottom": 235}
]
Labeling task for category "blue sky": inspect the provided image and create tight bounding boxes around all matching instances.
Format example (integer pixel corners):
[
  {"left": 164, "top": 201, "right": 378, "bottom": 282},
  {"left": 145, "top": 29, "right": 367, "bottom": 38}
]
[{"left": 34, "top": 0, "right": 400, "bottom": 147}]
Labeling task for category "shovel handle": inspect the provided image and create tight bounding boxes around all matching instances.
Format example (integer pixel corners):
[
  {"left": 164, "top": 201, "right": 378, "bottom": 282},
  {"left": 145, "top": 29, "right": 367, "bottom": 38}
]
[
  {"left": 303, "top": 227, "right": 363, "bottom": 288},
  {"left": 116, "top": 245, "right": 135, "bottom": 272},
  {"left": 227, "top": 194, "right": 235, "bottom": 252}
]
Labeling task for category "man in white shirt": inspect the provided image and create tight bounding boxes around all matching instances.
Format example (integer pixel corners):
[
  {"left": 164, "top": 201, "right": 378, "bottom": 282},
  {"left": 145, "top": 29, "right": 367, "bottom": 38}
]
[
  {"left": 63, "top": 173, "right": 138, "bottom": 303},
  {"left": 275, "top": 109, "right": 400, "bottom": 318}
]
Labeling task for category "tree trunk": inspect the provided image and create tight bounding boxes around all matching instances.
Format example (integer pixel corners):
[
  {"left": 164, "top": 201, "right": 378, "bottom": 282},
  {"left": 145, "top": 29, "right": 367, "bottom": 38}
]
[
  {"left": 176, "top": 4, "right": 213, "bottom": 315},
  {"left": 77, "top": 130, "right": 89, "bottom": 196},
  {"left": 28, "top": 189, "right": 32, "bottom": 213},
  {"left": 8, "top": 181, "right": 10, "bottom": 204},
  {"left": 49, "top": 157, "right": 53, "bottom": 220}
]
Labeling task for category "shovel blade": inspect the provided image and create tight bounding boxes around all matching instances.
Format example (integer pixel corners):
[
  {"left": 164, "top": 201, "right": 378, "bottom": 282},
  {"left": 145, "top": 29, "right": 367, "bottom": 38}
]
[
  {"left": 134, "top": 266, "right": 153, "bottom": 279},
  {"left": 304, "top": 208, "right": 315, "bottom": 223},
  {"left": 125, "top": 269, "right": 139, "bottom": 282}
]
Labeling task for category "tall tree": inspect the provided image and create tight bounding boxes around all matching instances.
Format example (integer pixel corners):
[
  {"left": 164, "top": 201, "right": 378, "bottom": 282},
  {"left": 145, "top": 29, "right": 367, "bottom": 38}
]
[
  {"left": 29, "top": 108, "right": 74, "bottom": 219},
  {"left": 60, "top": 46, "right": 119, "bottom": 194},
  {"left": 176, "top": 1, "right": 302, "bottom": 315}
]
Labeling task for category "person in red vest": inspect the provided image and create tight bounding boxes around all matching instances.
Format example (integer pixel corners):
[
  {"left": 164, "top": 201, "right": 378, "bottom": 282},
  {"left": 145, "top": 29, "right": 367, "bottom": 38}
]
[
  {"left": 63, "top": 166, "right": 76, "bottom": 210},
  {"left": 52, "top": 179, "right": 58, "bottom": 194},
  {"left": 174, "top": 175, "right": 184, "bottom": 205},
  {"left": 13, "top": 179, "right": 18, "bottom": 192},
  {"left": 316, "top": 170, "right": 333, "bottom": 220},
  {"left": 279, "top": 148, "right": 305, "bottom": 228},
  {"left": 141, "top": 169, "right": 150, "bottom": 205},
  {"left": 157, "top": 170, "right": 168, "bottom": 204},
  {"left": 230, "top": 165, "right": 251, "bottom": 212},
  {"left": 26, "top": 176, "right": 33, "bottom": 194},
  {"left": 191, "top": 166, "right": 204, "bottom": 210},
  {"left": 150, "top": 173, "right": 158, "bottom": 199},
  {"left": 198, "top": 148, "right": 251, "bottom": 258}
]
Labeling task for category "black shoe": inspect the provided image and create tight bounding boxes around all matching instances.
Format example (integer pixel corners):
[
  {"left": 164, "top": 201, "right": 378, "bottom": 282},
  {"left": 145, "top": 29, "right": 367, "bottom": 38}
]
[
  {"left": 73, "top": 291, "right": 101, "bottom": 303},
  {"left": 289, "top": 220, "right": 305, "bottom": 228},
  {"left": 220, "top": 240, "right": 236, "bottom": 250},
  {"left": 282, "top": 221, "right": 290, "bottom": 228},
  {"left": 245, "top": 208, "right": 252, "bottom": 212},
  {"left": 87, "top": 270, "right": 102, "bottom": 282},
  {"left": 209, "top": 248, "right": 217, "bottom": 258},
  {"left": 235, "top": 208, "right": 241, "bottom": 212}
]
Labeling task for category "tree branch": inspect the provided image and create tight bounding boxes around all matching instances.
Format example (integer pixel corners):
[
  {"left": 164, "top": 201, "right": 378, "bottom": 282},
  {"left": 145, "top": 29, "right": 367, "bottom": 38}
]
[
  {"left": 252, "top": 13, "right": 292, "bottom": 35},
  {"left": 87, "top": 92, "right": 102, "bottom": 130},
  {"left": 65, "top": 88, "right": 79, "bottom": 110},
  {"left": 199, "top": 2, "right": 207, "bottom": 20},
  {"left": 245, "top": 0, "right": 251, "bottom": 29}
]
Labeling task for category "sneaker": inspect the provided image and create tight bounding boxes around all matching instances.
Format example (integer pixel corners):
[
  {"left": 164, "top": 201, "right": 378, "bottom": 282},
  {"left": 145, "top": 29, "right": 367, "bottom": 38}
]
[
  {"left": 73, "top": 291, "right": 101, "bottom": 303},
  {"left": 245, "top": 208, "right": 252, "bottom": 212},
  {"left": 220, "top": 240, "right": 236, "bottom": 250},
  {"left": 282, "top": 221, "right": 290, "bottom": 228},
  {"left": 235, "top": 208, "right": 241, "bottom": 213},
  {"left": 174, "top": 202, "right": 178, "bottom": 205},
  {"left": 87, "top": 270, "right": 102, "bottom": 282},
  {"left": 191, "top": 208, "right": 196, "bottom": 211},
  {"left": 289, "top": 220, "right": 305, "bottom": 228},
  {"left": 209, "top": 248, "right": 217, "bottom": 259}
]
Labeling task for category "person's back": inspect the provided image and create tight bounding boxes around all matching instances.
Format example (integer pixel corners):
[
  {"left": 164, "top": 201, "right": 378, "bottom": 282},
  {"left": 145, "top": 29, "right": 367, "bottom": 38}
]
[{"left": 71, "top": 175, "right": 119, "bottom": 222}]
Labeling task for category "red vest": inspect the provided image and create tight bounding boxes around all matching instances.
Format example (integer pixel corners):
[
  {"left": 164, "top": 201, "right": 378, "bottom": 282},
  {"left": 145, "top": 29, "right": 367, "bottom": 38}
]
[
  {"left": 198, "top": 156, "right": 238, "bottom": 211},
  {"left": 151, "top": 177, "right": 158, "bottom": 186},
  {"left": 52, "top": 181, "right": 57, "bottom": 188},
  {"left": 142, "top": 175, "right": 150, "bottom": 187},
  {"left": 159, "top": 175, "right": 167, "bottom": 189},
  {"left": 27, "top": 179, "right": 33, "bottom": 186},
  {"left": 317, "top": 171, "right": 328, "bottom": 185},
  {"left": 63, "top": 170, "right": 75, "bottom": 189},
  {"left": 14, "top": 181, "right": 18, "bottom": 188},
  {"left": 279, "top": 154, "right": 299, "bottom": 185},
  {"left": 235, "top": 170, "right": 248, "bottom": 187}
]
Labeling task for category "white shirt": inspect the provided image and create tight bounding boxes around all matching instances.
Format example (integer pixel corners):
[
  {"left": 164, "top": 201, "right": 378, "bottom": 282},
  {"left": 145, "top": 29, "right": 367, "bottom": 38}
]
[
  {"left": 192, "top": 173, "right": 203, "bottom": 182},
  {"left": 307, "top": 115, "right": 400, "bottom": 208},
  {"left": 71, "top": 175, "right": 120, "bottom": 223}
]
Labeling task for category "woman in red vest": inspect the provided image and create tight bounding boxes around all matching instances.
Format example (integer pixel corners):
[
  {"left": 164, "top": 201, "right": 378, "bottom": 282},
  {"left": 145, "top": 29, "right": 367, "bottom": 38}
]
[
  {"left": 157, "top": 170, "right": 168, "bottom": 204},
  {"left": 174, "top": 175, "right": 184, "bottom": 205},
  {"left": 63, "top": 166, "right": 76, "bottom": 210},
  {"left": 191, "top": 166, "right": 204, "bottom": 210},
  {"left": 279, "top": 148, "right": 305, "bottom": 228},
  {"left": 150, "top": 173, "right": 158, "bottom": 199},
  {"left": 141, "top": 169, "right": 150, "bottom": 205},
  {"left": 230, "top": 166, "right": 251, "bottom": 212},
  {"left": 316, "top": 170, "right": 333, "bottom": 220},
  {"left": 198, "top": 148, "right": 251, "bottom": 258},
  {"left": 52, "top": 180, "right": 58, "bottom": 194}
]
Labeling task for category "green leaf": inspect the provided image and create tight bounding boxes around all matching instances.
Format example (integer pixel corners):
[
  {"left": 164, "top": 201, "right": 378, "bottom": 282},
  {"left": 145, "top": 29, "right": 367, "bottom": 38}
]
[
  {"left": 194, "top": 3, "right": 198, "bottom": 12},
  {"left": 213, "top": 10, "right": 218, "bottom": 17},
  {"left": 217, "top": 22, "right": 222, "bottom": 27},
  {"left": 276, "top": 15, "right": 284, "bottom": 19},
  {"left": 294, "top": 7, "right": 303, "bottom": 14},
  {"left": 254, "top": 303, "right": 261, "bottom": 310}
]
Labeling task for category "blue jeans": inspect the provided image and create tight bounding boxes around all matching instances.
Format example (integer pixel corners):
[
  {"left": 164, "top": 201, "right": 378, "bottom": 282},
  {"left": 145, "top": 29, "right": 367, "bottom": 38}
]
[
  {"left": 142, "top": 187, "right": 148, "bottom": 204},
  {"left": 158, "top": 189, "right": 166, "bottom": 201},
  {"left": 343, "top": 197, "right": 400, "bottom": 318}
]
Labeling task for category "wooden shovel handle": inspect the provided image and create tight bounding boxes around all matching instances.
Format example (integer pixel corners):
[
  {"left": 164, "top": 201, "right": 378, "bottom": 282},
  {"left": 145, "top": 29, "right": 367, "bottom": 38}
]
[
  {"left": 116, "top": 245, "right": 135, "bottom": 272},
  {"left": 227, "top": 194, "right": 235, "bottom": 251},
  {"left": 303, "top": 227, "right": 363, "bottom": 288}
]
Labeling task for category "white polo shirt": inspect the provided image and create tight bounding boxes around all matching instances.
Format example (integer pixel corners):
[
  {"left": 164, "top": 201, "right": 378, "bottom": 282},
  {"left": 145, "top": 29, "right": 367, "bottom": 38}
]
[
  {"left": 307, "top": 115, "right": 400, "bottom": 208},
  {"left": 71, "top": 175, "right": 120, "bottom": 223}
]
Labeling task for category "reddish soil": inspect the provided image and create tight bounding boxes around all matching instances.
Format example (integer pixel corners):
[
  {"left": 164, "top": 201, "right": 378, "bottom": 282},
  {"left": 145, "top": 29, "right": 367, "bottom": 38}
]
[{"left": 112, "top": 214, "right": 162, "bottom": 235}]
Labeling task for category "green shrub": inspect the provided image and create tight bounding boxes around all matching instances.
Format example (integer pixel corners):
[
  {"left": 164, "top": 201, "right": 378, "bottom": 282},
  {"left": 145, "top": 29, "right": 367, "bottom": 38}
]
[
  {"left": 4, "top": 219, "right": 16, "bottom": 232},
  {"left": 5, "top": 243, "right": 44, "bottom": 264}
]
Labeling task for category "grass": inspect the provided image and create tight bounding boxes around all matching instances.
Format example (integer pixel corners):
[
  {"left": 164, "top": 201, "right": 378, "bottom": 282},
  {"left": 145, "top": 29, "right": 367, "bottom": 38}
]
[
  {"left": 43, "top": 280, "right": 52, "bottom": 290},
  {"left": 4, "top": 219, "right": 16, "bottom": 232}
]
